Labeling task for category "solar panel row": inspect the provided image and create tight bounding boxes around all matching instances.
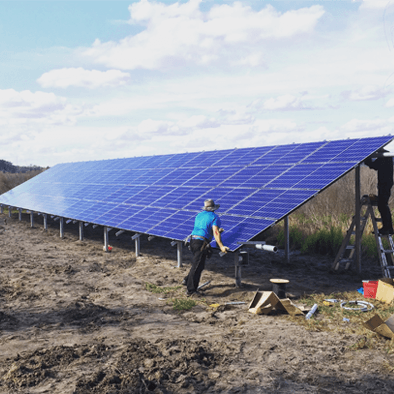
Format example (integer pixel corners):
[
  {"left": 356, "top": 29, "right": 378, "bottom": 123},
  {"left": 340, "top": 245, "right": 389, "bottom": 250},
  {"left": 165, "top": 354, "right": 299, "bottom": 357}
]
[{"left": 0, "top": 136, "right": 392, "bottom": 251}]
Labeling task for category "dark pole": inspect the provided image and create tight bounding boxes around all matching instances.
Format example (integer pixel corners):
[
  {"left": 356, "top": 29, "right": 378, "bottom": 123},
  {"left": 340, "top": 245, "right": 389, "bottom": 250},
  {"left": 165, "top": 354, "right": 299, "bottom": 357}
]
[{"left": 355, "top": 165, "right": 361, "bottom": 274}]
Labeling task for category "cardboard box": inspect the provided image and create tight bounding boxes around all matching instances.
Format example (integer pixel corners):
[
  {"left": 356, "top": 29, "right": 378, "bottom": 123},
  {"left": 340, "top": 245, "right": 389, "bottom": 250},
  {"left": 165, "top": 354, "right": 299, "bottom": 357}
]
[
  {"left": 375, "top": 279, "right": 394, "bottom": 304},
  {"left": 248, "top": 291, "right": 304, "bottom": 316},
  {"left": 363, "top": 314, "right": 394, "bottom": 339}
]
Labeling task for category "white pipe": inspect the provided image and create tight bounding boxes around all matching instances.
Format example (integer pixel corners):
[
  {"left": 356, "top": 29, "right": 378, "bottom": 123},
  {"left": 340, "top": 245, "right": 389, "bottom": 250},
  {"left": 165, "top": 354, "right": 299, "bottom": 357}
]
[
  {"left": 305, "top": 304, "right": 318, "bottom": 320},
  {"left": 374, "top": 152, "right": 394, "bottom": 158},
  {"left": 255, "top": 244, "right": 278, "bottom": 253}
]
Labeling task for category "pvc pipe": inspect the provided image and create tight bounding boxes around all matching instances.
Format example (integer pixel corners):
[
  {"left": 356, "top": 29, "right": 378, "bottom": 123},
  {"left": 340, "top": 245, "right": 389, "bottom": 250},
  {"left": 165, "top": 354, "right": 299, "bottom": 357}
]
[
  {"left": 305, "top": 304, "right": 318, "bottom": 320},
  {"left": 256, "top": 244, "right": 278, "bottom": 253}
]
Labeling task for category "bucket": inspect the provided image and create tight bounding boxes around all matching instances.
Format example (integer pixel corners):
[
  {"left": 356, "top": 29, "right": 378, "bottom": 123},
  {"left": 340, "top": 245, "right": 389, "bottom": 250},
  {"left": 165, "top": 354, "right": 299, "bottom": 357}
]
[
  {"left": 363, "top": 280, "right": 378, "bottom": 299},
  {"left": 270, "top": 279, "right": 289, "bottom": 299}
]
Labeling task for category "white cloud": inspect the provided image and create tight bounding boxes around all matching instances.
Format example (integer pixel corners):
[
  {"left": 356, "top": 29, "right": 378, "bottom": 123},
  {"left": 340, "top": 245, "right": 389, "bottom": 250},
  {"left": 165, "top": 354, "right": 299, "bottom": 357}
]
[
  {"left": 342, "top": 85, "right": 391, "bottom": 101},
  {"left": 0, "top": 89, "right": 71, "bottom": 122},
  {"left": 262, "top": 94, "right": 306, "bottom": 111},
  {"left": 37, "top": 68, "right": 130, "bottom": 89},
  {"left": 356, "top": 0, "right": 392, "bottom": 10},
  {"left": 83, "top": 0, "right": 325, "bottom": 70},
  {"left": 341, "top": 118, "right": 393, "bottom": 135},
  {"left": 0, "top": 88, "right": 88, "bottom": 136},
  {"left": 386, "top": 97, "right": 394, "bottom": 107},
  {"left": 216, "top": 107, "right": 255, "bottom": 124},
  {"left": 137, "top": 114, "right": 220, "bottom": 136}
]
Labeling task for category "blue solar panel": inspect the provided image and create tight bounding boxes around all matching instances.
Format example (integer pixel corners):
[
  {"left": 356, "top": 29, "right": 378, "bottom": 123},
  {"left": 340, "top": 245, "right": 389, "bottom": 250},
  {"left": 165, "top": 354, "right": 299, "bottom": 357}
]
[{"left": 1, "top": 136, "right": 392, "bottom": 251}]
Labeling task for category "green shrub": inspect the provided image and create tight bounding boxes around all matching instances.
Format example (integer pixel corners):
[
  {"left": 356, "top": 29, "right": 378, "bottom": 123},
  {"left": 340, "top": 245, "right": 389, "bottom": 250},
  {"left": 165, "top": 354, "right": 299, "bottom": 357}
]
[
  {"left": 361, "top": 234, "right": 390, "bottom": 259},
  {"left": 301, "top": 226, "right": 343, "bottom": 256},
  {"left": 277, "top": 226, "right": 305, "bottom": 250}
]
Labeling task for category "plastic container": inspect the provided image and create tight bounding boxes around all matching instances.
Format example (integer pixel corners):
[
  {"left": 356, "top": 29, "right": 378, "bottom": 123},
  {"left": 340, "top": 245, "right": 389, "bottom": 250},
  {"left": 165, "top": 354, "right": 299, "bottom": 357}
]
[{"left": 363, "top": 280, "right": 378, "bottom": 299}]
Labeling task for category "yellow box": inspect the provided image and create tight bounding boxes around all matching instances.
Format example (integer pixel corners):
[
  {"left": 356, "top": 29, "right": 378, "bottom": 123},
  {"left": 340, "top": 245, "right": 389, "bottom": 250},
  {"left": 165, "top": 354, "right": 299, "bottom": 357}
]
[{"left": 375, "top": 279, "right": 394, "bottom": 304}]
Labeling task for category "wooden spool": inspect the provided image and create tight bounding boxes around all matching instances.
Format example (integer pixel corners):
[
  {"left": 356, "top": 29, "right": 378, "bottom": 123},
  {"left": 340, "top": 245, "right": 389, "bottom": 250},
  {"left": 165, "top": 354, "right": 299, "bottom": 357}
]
[{"left": 270, "top": 279, "right": 289, "bottom": 299}]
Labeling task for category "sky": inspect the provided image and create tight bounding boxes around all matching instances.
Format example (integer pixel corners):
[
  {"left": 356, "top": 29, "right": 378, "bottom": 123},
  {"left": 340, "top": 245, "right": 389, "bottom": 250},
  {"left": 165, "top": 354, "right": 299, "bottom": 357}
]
[{"left": 1, "top": 0, "right": 394, "bottom": 167}]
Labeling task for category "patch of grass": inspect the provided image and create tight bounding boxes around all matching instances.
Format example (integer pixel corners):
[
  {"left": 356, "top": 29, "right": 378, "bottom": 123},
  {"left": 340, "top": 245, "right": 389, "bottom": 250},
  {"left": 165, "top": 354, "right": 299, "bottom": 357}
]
[
  {"left": 145, "top": 283, "right": 181, "bottom": 294},
  {"left": 361, "top": 234, "right": 391, "bottom": 259},
  {"left": 172, "top": 298, "right": 196, "bottom": 311},
  {"left": 277, "top": 226, "right": 305, "bottom": 250},
  {"left": 301, "top": 226, "right": 343, "bottom": 256}
]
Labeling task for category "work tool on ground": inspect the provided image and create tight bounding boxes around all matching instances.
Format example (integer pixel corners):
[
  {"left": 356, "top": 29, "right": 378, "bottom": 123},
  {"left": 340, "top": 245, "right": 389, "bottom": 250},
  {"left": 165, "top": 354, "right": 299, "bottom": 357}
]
[
  {"left": 197, "top": 280, "right": 211, "bottom": 290},
  {"left": 340, "top": 300, "right": 374, "bottom": 312}
]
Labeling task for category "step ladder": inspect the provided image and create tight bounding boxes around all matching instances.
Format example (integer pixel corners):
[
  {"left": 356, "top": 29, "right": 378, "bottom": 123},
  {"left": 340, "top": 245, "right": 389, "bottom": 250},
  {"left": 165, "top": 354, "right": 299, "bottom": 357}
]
[{"left": 332, "top": 195, "right": 394, "bottom": 278}]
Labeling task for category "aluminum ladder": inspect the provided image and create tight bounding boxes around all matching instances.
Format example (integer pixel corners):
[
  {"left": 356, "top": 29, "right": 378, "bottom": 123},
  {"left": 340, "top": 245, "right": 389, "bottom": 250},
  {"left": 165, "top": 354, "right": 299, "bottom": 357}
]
[{"left": 332, "top": 195, "right": 394, "bottom": 278}]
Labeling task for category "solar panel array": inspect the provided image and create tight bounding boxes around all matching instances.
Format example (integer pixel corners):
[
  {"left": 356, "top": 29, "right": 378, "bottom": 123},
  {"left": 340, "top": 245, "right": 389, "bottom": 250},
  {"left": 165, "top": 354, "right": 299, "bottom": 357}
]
[{"left": 0, "top": 136, "right": 392, "bottom": 251}]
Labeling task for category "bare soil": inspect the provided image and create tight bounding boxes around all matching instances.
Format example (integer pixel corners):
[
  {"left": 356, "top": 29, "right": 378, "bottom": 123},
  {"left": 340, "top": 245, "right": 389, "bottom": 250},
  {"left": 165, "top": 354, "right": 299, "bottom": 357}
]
[{"left": 0, "top": 213, "right": 393, "bottom": 393}]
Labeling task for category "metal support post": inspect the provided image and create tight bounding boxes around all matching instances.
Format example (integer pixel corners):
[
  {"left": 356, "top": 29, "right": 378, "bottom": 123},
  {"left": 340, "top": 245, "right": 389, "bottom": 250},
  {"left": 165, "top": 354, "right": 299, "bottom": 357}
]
[
  {"left": 60, "top": 217, "right": 64, "bottom": 238},
  {"left": 135, "top": 237, "right": 140, "bottom": 257},
  {"left": 79, "top": 222, "right": 84, "bottom": 240},
  {"left": 18, "top": 208, "right": 22, "bottom": 221},
  {"left": 104, "top": 226, "right": 109, "bottom": 252},
  {"left": 234, "top": 251, "right": 242, "bottom": 287},
  {"left": 132, "top": 234, "right": 141, "bottom": 257},
  {"left": 177, "top": 241, "right": 183, "bottom": 268},
  {"left": 30, "top": 211, "right": 34, "bottom": 227},
  {"left": 43, "top": 214, "right": 48, "bottom": 231},
  {"left": 8, "top": 206, "right": 12, "bottom": 218},
  {"left": 284, "top": 216, "right": 290, "bottom": 263},
  {"left": 0, "top": 205, "right": 3, "bottom": 214},
  {"left": 355, "top": 165, "right": 361, "bottom": 274}
]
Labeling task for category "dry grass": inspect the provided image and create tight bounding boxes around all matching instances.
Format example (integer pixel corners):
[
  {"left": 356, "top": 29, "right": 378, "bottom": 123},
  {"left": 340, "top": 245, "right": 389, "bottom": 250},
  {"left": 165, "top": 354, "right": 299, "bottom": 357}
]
[
  {"left": 0, "top": 170, "right": 43, "bottom": 195},
  {"left": 295, "top": 166, "right": 380, "bottom": 234},
  {"left": 270, "top": 166, "right": 393, "bottom": 257},
  {"left": 288, "top": 290, "right": 394, "bottom": 352}
]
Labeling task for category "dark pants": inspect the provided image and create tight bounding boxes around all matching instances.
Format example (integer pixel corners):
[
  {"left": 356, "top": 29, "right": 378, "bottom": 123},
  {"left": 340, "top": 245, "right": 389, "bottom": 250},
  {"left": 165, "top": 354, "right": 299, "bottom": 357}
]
[
  {"left": 185, "top": 239, "right": 206, "bottom": 293},
  {"left": 378, "top": 186, "right": 393, "bottom": 232}
]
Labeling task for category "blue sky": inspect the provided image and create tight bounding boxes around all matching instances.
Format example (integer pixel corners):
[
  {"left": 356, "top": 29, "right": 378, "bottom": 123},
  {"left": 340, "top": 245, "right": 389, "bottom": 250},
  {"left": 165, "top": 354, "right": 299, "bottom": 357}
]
[{"left": 1, "top": 0, "right": 394, "bottom": 167}]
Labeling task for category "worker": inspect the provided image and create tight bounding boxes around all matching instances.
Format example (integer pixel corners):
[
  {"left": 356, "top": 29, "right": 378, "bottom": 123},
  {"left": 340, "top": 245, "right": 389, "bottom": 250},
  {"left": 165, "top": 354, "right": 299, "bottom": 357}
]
[
  {"left": 365, "top": 151, "right": 394, "bottom": 235},
  {"left": 184, "top": 199, "right": 229, "bottom": 297}
]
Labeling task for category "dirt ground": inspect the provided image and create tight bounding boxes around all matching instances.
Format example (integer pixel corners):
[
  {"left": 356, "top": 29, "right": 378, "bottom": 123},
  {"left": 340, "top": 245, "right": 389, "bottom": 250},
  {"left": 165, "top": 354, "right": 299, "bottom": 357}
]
[{"left": 1, "top": 213, "right": 394, "bottom": 394}]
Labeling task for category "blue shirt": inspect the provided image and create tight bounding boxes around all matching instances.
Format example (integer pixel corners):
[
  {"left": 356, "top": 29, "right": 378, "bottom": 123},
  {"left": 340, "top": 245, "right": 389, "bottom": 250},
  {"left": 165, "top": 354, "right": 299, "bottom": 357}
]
[{"left": 191, "top": 211, "right": 221, "bottom": 242}]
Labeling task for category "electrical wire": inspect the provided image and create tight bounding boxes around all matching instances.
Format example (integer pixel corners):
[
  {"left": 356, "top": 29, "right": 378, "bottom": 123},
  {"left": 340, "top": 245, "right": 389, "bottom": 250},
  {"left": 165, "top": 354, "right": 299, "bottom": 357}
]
[{"left": 340, "top": 300, "right": 374, "bottom": 312}]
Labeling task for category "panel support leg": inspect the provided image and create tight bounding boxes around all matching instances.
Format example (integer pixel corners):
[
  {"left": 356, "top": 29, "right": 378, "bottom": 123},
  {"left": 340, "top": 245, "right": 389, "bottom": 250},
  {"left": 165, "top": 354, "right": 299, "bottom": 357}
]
[
  {"left": 18, "top": 208, "right": 22, "bottom": 221},
  {"left": 177, "top": 241, "right": 183, "bottom": 268},
  {"left": 284, "top": 216, "right": 290, "bottom": 264},
  {"left": 132, "top": 234, "right": 141, "bottom": 257},
  {"left": 104, "top": 226, "right": 109, "bottom": 252},
  {"left": 234, "top": 251, "right": 242, "bottom": 288},
  {"left": 43, "top": 214, "right": 48, "bottom": 231},
  {"left": 30, "top": 211, "right": 34, "bottom": 227},
  {"left": 8, "top": 206, "right": 12, "bottom": 218},
  {"left": 60, "top": 217, "right": 64, "bottom": 238},
  {"left": 79, "top": 222, "right": 84, "bottom": 240},
  {"left": 355, "top": 165, "right": 361, "bottom": 274},
  {"left": 0, "top": 205, "right": 3, "bottom": 214}
]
